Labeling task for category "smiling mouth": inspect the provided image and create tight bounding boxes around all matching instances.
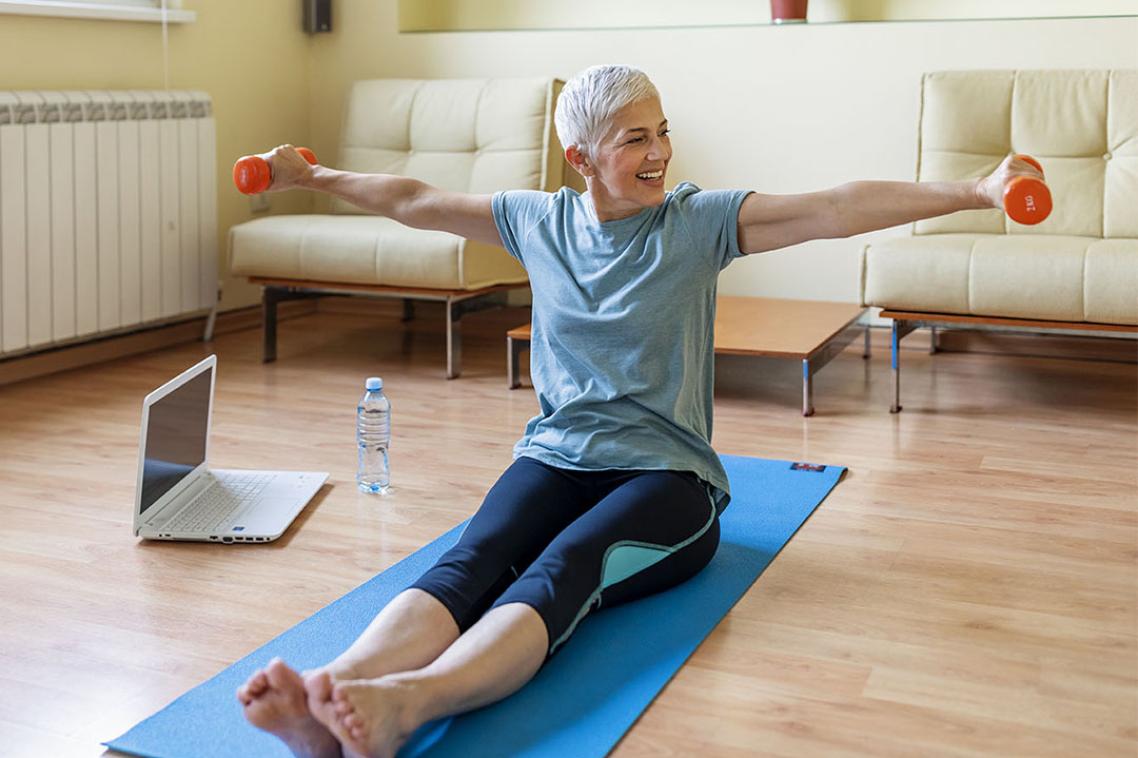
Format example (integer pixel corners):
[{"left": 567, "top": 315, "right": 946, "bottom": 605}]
[{"left": 636, "top": 170, "right": 664, "bottom": 181}]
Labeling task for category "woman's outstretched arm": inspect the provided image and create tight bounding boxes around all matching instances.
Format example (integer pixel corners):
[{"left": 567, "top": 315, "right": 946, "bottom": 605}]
[
  {"left": 263, "top": 144, "right": 504, "bottom": 248},
  {"left": 736, "top": 154, "right": 1044, "bottom": 255}
]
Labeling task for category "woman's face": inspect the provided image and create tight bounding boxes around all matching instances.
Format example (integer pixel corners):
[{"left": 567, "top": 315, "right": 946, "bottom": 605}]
[{"left": 583, "top": 96, "right": 672, "bottom": 221}]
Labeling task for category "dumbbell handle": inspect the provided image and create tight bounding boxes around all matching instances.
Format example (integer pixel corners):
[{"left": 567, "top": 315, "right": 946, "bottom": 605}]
[
  {"left": 1003, "top": 154, "right": 1051, "bottom": 225},
  {"left": 233, "top": 147, "right": 317, "bottom": 195}
]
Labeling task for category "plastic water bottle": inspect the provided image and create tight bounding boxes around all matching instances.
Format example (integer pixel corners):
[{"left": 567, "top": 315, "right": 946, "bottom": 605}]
[{"left": 356, "top": 377, "right": 391, "bottom": 494}]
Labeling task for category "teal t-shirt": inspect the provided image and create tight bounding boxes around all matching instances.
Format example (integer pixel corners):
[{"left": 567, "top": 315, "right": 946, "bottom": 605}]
[{"left": 491, "top": 182, "right": 751, "bottom": 510}]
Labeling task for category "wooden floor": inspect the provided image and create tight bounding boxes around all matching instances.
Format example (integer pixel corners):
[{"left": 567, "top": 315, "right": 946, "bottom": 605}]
[{"left": 1, "top": 302, "right": 1135, "bottom": 757}]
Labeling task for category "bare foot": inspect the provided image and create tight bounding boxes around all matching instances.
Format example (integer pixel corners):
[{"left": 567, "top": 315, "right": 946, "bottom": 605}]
[
  {"left": 306, "top": 672, "right": 419, "bottom": 758},
  {"left": 237, "top": 657, "right": 342, "bottom": 758}
]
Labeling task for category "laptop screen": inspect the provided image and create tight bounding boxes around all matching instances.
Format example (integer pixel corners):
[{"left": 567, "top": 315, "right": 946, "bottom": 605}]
[{"left": 139, "top": 367, "right": 212, "bottom": 516}]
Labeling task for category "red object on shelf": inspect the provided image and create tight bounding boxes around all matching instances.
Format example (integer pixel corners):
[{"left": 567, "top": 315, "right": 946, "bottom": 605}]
[
  {"left": 771, "top": 0, "right": 808, "bottom": 23},
  {"left": 233, "top": 146, "right": 318, "bottom": 195}
]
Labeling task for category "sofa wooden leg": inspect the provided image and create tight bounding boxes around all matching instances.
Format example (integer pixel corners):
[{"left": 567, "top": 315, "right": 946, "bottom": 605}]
[
  {"left": 443, "top": 291, "right": 513, "bottom": 379},
  {"left": 260, "top": 286, "right": 325, "bottom": 364},
  {"left": 446, "top": 299, "right": 462, "bottom": 380},
  {"left": 508, "top": 336, "right": 528, "bottom": 389},
  {"left": 889, "top": 319, "right": 921, "bottom": 413},
  {"left": 890, "top": 320, "right": 901, "bottom": 413},
  {"left": 263, "top": 287, "right": 281, "bottom": 363}
]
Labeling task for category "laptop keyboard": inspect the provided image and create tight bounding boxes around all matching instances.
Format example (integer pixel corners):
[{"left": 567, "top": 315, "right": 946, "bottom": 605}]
[{"left": 164, "top": 473, "right": 274, "bottom": 533}]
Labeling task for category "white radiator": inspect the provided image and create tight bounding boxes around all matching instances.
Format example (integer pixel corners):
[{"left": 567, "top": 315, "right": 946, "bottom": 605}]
[{"left": 0, "top": 90, "right": 217, "bottom": 357}]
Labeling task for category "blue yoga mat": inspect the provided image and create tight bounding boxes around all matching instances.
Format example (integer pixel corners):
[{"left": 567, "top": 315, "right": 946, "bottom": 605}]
[{"left": 106, "top": 455, "right": 845, "bottom": 757}]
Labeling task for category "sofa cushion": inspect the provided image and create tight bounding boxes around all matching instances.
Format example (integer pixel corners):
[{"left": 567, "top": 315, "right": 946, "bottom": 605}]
[
  {"left": 861, "top": 234, "right": 979, "bottom": 315},
  {"left": 914, "top": 70, "right": 1138, "bottom": 239},
  {"left": 228, "top": 77, "right": 578, "bottom": 292},
  {"left": 861, "top": 234, "right": 1138, "bottom": 326},
  {"left": 1085, "top": 239, "right": 1138, "bottom": 325},
  {"left": 229, "top": 215, "right": 527, "bottom": 290},
  {"left": 333, "top": 78, "right": 562, "bottom": 214}
]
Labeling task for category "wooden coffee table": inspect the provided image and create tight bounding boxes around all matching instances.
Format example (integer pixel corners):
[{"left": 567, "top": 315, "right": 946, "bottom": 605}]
[{"left": 507, "top": 296, "right": 868, "bottom": 416}]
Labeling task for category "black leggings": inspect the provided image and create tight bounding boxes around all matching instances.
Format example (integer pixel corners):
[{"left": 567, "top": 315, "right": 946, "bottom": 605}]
[{"left": 411, "top": 456, "right": 720, "bottom": 656}]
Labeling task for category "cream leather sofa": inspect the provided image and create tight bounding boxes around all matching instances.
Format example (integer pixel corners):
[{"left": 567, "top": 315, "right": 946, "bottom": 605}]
[
  {"left": 229, "top": 78, "right": 582, "bottom": 378},
  {"left": 860, "top": 70, "right": 1137, "bottom": 411}
]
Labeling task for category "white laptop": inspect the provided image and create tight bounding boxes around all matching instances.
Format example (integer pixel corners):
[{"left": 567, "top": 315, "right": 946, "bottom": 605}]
[{"left": 133, "top": 355, "right": 328, "bottom": 543}]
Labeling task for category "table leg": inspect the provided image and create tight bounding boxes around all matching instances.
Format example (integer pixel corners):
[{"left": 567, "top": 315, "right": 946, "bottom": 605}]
[
  {"left": 802, "top": 359, "right": 815, "bottom": 417},
  {"left": 799, "top": 313, "right": 866, "bottom": 416}
]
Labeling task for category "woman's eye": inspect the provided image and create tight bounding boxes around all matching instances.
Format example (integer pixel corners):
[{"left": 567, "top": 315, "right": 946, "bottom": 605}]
[
  {"left": 660, "top": 129, "right": 671, "bottom": 137},
  {"left": 627, "top": 137, "right": 644, "bottom": 144}
]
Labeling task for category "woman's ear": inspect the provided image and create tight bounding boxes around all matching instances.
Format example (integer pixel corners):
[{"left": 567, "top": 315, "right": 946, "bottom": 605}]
[{"left": 565, "top": 145, "right": 593, "bottom": 178}]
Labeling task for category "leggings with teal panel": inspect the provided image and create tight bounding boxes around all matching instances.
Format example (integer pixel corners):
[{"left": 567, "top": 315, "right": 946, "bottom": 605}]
[{"left": 410, "top": 456, "right": 721, "bottom": 656}]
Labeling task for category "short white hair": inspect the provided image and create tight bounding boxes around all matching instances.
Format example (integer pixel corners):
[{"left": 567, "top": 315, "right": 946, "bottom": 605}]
[{"left": 555, "top": 64, "right": 660, "bottom": 160}]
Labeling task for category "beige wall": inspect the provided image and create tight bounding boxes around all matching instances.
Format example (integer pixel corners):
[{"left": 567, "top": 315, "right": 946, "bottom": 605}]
[
  {"left": 308, "top": 2, "right": 1138, "bottom": 304},
  {"left": 0, "top": 0, "right": 315, "bottom": 312},
  {"left": 3, "top": 3, "right": 1135, "bottom": 313}
]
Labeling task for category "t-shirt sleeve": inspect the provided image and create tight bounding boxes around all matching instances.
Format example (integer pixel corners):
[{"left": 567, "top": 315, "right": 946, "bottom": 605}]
[
  {"left": 672, "top": 183, "right": 753, "bottom": 271},
  {"left": 491, "top": 190, "right": 555, "bottom": 265}
]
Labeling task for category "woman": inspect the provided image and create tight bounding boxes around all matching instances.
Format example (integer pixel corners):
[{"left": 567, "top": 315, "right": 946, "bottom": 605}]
[{"left": 236, "top": 64, "right": 1037, "bottom": 758}]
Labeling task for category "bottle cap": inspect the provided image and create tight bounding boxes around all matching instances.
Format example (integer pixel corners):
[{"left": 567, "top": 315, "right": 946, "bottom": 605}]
[{"left": 365, "top": 377, "right": 383, "bottom": 391}]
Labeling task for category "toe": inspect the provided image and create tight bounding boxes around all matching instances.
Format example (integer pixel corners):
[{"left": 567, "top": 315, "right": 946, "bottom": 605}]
[
  {"left": 344, "top": 731, "right": 370, "bottom": 758},
  {"left": 266, "top": 659, "right": 303, "bottom": 692},
  {"left": 246, "top": 671, "right": 269, "bottom": 697},
  {"left": 305, "top": 672, "right": 333, "bottom": 704},
  {"left": 304, "top": 673, "right": 345, "bottom": 736}
]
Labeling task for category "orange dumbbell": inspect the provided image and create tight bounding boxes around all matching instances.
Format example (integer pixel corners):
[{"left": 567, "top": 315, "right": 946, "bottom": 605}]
[
  {"left": 233, "top": 146, "right": 317, "bottom": 195},
  {"left": 1004, "top": 154, "right": 1052, "bottom": 225}
]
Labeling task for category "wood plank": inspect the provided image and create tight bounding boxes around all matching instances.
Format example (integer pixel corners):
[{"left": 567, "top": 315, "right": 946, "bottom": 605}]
[
  {"left": 715, "top": 296, "right": 865, "bottom": 358},
  {"left": 0, "top": 308, "right": 1133, "bottom": 756},
  {"left": 934, "top": 328, "right": 1138, "bottom": 363},
  {"left": 880, "top": 309, "right": 1138, "bottom": 333},
  {"left": 507, "top": 296, "right": 867, "bottom": 359},
  {"left": 249, "top": 276, "right": 527, "bottom": 300}
]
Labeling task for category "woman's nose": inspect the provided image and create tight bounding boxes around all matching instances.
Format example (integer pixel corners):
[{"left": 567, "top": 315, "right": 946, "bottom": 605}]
[{"left": 647, "top": 136, "right": 670, "bottom": 160}]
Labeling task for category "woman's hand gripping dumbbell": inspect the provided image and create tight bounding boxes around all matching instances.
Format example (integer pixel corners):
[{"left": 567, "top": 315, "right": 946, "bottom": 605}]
[
  {"left": 233, "top": 145, "right": 318, "bottom": 194},
  {"left": 977, "top": 153, "right": 1053, "bottom": 225}
]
